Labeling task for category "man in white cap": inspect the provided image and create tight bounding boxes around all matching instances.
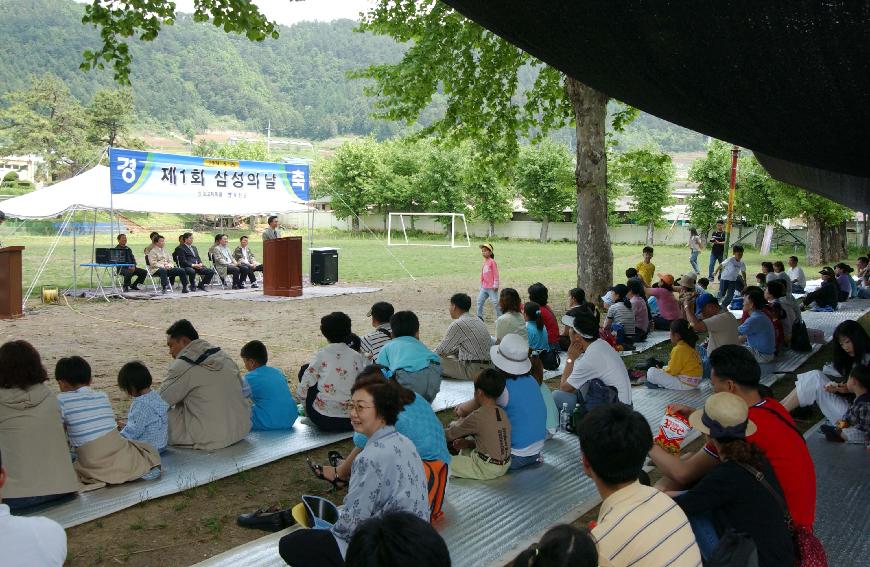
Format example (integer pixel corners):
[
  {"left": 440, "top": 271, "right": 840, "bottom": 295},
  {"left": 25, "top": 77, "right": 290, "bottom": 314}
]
[{"left": 554, "top": 311, "right": 631, "bottom": 410}]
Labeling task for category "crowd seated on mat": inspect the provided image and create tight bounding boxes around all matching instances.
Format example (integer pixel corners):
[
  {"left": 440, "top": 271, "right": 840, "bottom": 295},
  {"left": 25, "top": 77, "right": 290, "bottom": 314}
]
[
  {"left": 577, "top": 403, "right": 702, "bottom": 567},
  {"left": 359, "top": 301, "right": 394, "bottom": 362},
  {"left": 244, "top": 376, "right": 429, "bottom": 567},
  {"left": 737, "top": 288, "right": 778, "bottom": 363},
  {"left": 376, "top": 311, "right": 442, "bottom": 403},
  {"left": 344, "top": 511, "right": 451, "bottom": 567},
  {"left": 0, "top": 448, "right": 68, "bottom": 567},
  {"left": 0, "top": 341, "right": 78, "bottom": 512},
  {"left": 455, "top": 334, "right": 547, "bottom": 471},
  {"left": 650, "top": 345, "right": 817, "bottom": 530},
  {"left": 683, "top": 292, "right": 739, "bottom": 381},
  {"left": 782, "top": 320, "right": 870, "bottom": 444},
  {"left": 511, "top": 524, "right": 598, "bottom": 567},
  {"left": 297, "top": 312, "right": 367, "bottom": 433},
  {"left": 314, "top": 366, "right": 450, "bottom": 521},
  {"left": 434, "top": 293, "right": 493, "bottom": 381},
  {"left": 527, "top": 283, "right": 560, "bottom": 350},
  {"left": 116, "top": 361, "right": 169, "bottom": 453},
  {"left": 55, "top": 356, "right": 162, "bottom": 487},
  {"left": 495, "top": 288, "right": 527, "bottom": 343},
  {"left": 160, "top": 319, "right": 251, "bottom": 450},
  {"left": 802, "top": 266, "right": 839, "bottom": 311},
  {"left": 239, "top": 340, "right": 297, "bottom": 431}
]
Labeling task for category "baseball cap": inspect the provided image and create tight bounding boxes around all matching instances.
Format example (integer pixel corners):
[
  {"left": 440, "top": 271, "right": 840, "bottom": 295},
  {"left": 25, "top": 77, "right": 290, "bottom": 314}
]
[
  {"left": 677, "top": 272, "right": 697, "bottom": 288},
  {"left": 694, "top": 292, "right": 718, "bottom": 315},
  {"left": 819, "top": 267, "right": 835, "bottom": 277},
  {"left": 658, "top": 273, "right": 675, "bottom": 286}
]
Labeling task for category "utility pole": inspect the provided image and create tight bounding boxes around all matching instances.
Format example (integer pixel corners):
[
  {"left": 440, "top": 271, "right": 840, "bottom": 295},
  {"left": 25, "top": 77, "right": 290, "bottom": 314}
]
[
  {"left": 266, "top": 120, "right": 271, "bottom": 157},
  {"left": 724, "top": 144, "right": 740, "bottom": 251}
]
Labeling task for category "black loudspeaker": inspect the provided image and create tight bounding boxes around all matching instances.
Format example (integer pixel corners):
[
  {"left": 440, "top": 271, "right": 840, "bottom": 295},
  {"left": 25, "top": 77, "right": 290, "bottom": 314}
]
[{"left": 311, "top": 248, "right": 338, "bottom": 285}]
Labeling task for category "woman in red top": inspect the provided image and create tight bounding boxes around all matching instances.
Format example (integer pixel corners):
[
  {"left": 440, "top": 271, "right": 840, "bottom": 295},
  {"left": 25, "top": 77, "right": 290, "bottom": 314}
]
[{"left": 528, "top": 283, "right": 559, "bottom": 349}]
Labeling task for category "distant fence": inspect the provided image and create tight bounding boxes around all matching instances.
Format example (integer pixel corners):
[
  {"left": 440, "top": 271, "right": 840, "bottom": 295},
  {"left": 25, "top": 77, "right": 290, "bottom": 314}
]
[{"left": 281, "top": 211, "right": 829, "bottom": 249}]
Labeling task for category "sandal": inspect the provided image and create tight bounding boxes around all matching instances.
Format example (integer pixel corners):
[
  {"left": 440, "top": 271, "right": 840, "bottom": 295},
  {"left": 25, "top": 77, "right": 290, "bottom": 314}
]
[
  {"left": 327, "top": 451, "right": 344, "bottom": 468},
  {"left": 306, "top": 457, "right": 348, "bottom": 491}
]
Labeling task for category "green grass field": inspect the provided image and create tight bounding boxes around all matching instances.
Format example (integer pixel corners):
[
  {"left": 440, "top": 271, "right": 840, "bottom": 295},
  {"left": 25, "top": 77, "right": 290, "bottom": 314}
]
[{"left": 6, "top": 225, "right": 844, "bottom": 299}]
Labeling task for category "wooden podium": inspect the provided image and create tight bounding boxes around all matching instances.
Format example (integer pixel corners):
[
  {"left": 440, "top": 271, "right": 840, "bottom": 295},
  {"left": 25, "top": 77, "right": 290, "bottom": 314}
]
[
  {"left": 0, "top": 246, "right": 24, "bottom": 319},
  {"left": 263, "top": 237, "right": 302, "bottom": 297}
]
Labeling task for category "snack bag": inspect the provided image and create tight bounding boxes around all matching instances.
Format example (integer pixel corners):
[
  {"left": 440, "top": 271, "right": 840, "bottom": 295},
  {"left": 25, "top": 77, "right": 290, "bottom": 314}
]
[{"left": 654, "top": 407, "right": 692, "bottom": 454}]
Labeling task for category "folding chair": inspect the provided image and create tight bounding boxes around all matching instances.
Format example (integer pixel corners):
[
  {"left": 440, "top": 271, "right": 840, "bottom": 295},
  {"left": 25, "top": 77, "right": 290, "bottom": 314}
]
[
  {"left": 207, "top": 251, "right": 229, "bottom": 289},
  {"left": 143, "top": 255, "right": 162, "bottom": 293}
]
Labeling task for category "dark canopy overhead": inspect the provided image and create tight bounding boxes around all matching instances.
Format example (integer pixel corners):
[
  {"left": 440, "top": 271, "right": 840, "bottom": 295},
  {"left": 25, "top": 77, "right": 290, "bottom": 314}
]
[{"left": 442, "top": 0, "right": 870, "bottom": 210}]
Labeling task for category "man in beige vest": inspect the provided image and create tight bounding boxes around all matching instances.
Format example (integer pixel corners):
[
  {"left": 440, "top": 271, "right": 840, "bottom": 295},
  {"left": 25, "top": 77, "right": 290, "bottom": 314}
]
[{"left": 160, "top": 320, "right": 251, "bottom": 450}]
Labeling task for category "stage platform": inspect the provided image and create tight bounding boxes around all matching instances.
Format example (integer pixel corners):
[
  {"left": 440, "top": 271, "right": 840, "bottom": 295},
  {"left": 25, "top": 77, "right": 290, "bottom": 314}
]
[{"left": 69, "top": 283, "right": 381, "bottom": 303}]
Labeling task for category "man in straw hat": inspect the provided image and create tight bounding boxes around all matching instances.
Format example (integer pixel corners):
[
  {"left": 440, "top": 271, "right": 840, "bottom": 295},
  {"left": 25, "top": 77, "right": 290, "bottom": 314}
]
[
  {"left": 649, "top": 344, "right": 816, "bottom": 529},
  {"left": 673, "top": 392, "right": 796, "bottom": 566},
  {"left": 576, "top": 404, "right": 701, "bottom": 566}
]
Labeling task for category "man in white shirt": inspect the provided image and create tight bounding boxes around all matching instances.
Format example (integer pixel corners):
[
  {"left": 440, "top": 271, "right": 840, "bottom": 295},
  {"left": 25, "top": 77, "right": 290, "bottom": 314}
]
[
  {"left": 714, "top": 244, "right": 746, "bottom": 309},
  {"left": 0, "top": 449, "right": 68, "bottom": 566},
  {"left": 786, "top": 255, "right": 806, "bottom": 293},
  {"left": 554, "top": 312, "right": 631, "bottom": 410}
]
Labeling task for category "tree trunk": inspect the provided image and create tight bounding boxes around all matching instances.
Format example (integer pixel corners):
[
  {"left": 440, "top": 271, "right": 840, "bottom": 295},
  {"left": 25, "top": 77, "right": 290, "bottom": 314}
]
[
  {"left": 540, "top": 217, "right": 550, "bottom": 243},
  {"left": 862, "top": 213, "right": 868, "bottom": 250},
  {"left": 839, "top": 221, "right": 848, "bottom": 259},
  {"left": 488, "top": 221, "right": 495, "bottom": 238},
  {"left": 646, "top": 221, "right": 654, "bottom": 245},
  {"left": 806, "top": 214, "right": 823, "bottom": 265},
  {"left": 566, "top": 78, "right": 612, "bottom": 302},
  {"left": 352, "top": 216, "right": 360, "bottom": 233},
  {"left": 754, "top": 226, "right": 764, "bottom": 249}
]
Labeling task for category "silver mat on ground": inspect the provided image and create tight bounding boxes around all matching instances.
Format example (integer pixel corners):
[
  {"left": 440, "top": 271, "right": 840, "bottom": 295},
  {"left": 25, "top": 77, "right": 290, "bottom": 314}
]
[
  {"left": 30, "top": 382, "right": 470, "bottom": 529},
  {"left": 620, "top": 330, "right": 671, "bottom": 356},
  {"left": 191, "top": 385, "right": 720, "bottom": 567},
  {"left": 70, "top": 285, "right": 381, "bottom": 302},
  {"left": 804, "top": 422, "right": 870, "bottom": 567}
]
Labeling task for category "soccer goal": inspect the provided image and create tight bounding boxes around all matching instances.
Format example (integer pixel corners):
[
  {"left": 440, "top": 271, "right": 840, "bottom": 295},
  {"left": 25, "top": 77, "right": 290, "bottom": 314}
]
[{"left": 386, "top": 212, "right": 471, "bottom": 248}]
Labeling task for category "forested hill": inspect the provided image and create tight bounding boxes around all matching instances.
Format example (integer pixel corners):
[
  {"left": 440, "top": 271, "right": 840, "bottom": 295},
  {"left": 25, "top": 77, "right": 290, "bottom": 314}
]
[{"left": 0, "top": 0, "right": 705, "bottom": 150}]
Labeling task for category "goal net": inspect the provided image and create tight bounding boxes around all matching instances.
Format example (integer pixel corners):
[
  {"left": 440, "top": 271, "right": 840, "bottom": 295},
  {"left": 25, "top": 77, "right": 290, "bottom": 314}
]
[{"left": 386, "top": 212, "right": 471, "bottom": 248}]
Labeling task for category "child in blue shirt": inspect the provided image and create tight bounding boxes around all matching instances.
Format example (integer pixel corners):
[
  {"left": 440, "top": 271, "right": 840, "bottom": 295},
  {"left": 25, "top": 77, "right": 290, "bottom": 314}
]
[
  {"left": 737, "top": 290, "right": 776, "bottom": 363},
  {"left": 240, "top": 340, "right": 298, "bottom": 431},
  {"left": 524, "top": 301, "right": 558, "bottom": 436},
  {"left": 377, "top": 311, "right": 442, "bottom": 402},
  {"left": 117, "top": 361, "right": 169, "bottom": 453}
]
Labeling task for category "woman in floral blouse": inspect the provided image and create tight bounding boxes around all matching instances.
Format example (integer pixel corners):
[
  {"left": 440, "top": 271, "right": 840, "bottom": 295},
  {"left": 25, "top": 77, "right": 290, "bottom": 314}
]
[
  {"left": 277, "top": 373, "right": 430, "bottom": 566},
  {"left": 298, "top": 312, "right": 366, "bottom": 432}
]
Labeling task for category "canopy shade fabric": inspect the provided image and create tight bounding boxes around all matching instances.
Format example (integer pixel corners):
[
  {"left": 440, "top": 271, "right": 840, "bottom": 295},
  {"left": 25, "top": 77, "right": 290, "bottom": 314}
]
[
  {"left": 0, "top": 165, "right": 310, "bottom": 219},
  {"left": 442, "top": 0, "right": 870, "bottom": 209}
]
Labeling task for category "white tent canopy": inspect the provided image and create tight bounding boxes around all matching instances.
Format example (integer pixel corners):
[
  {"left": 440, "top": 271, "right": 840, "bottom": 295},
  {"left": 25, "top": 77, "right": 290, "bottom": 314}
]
[{"left": 0, "top": 165, "right": 310, "bottom": 219}]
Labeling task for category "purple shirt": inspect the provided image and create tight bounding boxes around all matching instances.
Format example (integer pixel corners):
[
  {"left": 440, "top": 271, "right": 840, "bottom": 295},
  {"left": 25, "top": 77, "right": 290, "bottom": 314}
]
[
  {"left": 836, "top": 274, "right": 852, "bottom": 295},
  {"left": 648, "top": 287, "right": 681, "bottom": 321}
]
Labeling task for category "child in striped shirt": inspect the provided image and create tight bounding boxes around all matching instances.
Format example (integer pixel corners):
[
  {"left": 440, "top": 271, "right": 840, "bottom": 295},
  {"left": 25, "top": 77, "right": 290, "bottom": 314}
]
[
  {"left": 55, "top": 356, "right": 160, "bottom": 485},
  {"left": 117, "top": 361, "right": 169, "bottom": 453}
]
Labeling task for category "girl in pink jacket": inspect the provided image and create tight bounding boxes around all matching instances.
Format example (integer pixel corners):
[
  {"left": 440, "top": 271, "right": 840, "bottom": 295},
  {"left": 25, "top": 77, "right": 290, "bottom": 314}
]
[{"left": 477, "top": 243, "right": 502, "bottom": 318}]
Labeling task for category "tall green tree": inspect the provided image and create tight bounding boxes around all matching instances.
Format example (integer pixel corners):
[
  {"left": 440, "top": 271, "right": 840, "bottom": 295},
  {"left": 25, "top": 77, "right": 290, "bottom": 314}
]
[
  {"left": 86, "top": 88, "right": 135, "bottom": 148},
  {"left": 462, "top": 154, "right": 514, "bottom": 237},
  {"left": 0, "top": 74, "right": 92, "bottom": 181},
  {"left": 687, "top": 140, "right": 732, "bottom": 235},
  {"left": 415, "top": 142, "right": 469, "bottom": 231},
  {"left": 319, "top": 138, "right": 383, "bottom": 232},
  {"left": 355, "top": 0, "right": 637, "bottom": 299},
  {"left": 514, "top": 141, "right": 575, "bottom": 242},
  {"left": 611, "top": 148, "right": 675, "bottom": 244},
  {"left": 770, "top": 181, "right": 853, "bottom": 265}
]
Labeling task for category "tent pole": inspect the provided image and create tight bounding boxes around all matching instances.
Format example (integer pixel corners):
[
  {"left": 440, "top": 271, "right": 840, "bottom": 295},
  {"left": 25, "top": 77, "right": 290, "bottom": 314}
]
[
  {"left": 72, "top": 207, "right": 77, "bottom": 297},
  {"left": 90, "top": 209, "right": 97, "bottom": 289}
]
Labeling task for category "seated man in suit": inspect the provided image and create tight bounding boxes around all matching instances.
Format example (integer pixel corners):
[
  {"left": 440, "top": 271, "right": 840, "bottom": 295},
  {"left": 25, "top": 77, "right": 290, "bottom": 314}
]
[
  {"left": 174, "top": 232, "right": 214, "bottom": 292},
  {"left": 115, "top": 234, "right": 147, "bottom": 292},
  {"left": 211, "top": 234, "right": 250, "bottom": 289},
  {"left": 147, "top": 234, "right": 190, "bottom": 293},
  {"left": 234, "top": 235, "right": 262, "bottom": 288}
]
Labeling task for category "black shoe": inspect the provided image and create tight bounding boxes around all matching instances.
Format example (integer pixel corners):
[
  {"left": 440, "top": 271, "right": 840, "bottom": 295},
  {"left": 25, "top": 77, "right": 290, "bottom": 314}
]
[
  {"left": 182, "top": 287, "right": 189, "bottom": 294},
  {"left": 251, "top": 283, "right": 259, "bottom": 288},
  {"left": 820, "top": 424, "right": 845, "bottom": 443},
  {"left": 238, "top": 284, "right": 246, "bottom": 289},
  {"left": 130, "top": 284, "right": 141, "bottom": 291},
  {"left": 162, "top": 285, "right": 168, "bottom": 294},
  {"left": 123, "top": 285, "right": 130, "bottom": 292},
  {"left": 236, "top": 508, "right": 295, "bottom": 532},
  {"left": 198, "top": 283, "right": 207, "bottom": 291}
]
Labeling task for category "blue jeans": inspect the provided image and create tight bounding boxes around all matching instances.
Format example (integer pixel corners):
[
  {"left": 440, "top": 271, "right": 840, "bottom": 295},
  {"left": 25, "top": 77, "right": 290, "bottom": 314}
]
[
  {"left": 792, "top": 285, "right": 805, "bottom": 294},
  {"left": 690, "top": 250, "right": 700, "bottom": 273},
  {"left": 718, "top": 279, "right": 738, "bottom": 309},
  {"left": 697, "top": 344, "right": 711, "bottom": 381},
  {"left": 4, "top": 492, "right": 75, "bottom": 512},
  {"left": 858, "top": 287, "right": 870, "bottom": 299},
  {"left": 688, "top": 511, "right": 720, "bottom": 560},
  {"left": 708, "top": 253, "right": 723, "bottom": 279},
  {"left": 477, "top": 287, "right": 502, "bottom": 318},
  {"left": 552, "top": 389, "right": 578, "bottom": 413},
  {"left": 508, "top": 453, "right": 542, "bottom": 470}
]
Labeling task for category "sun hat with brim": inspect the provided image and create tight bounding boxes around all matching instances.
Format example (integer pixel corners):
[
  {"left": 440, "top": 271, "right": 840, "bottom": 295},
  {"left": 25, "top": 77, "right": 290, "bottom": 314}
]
[
  {"left": 688, "top": 392, "right": 757, "bottom": 439},
  {"left": 480, "top": 242, "right": 494, "bottom": 252},
  {"left": 677, "top": 272, "right": 698, "bottom": 288},
  {"left": 490, "top": 333, "right": 532, "bottom": 375}
]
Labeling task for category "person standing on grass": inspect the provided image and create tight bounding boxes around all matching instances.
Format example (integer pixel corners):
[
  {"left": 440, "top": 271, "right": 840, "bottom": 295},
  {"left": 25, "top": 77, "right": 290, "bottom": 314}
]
[
  {"left": 635, "top": 246, "right": 655, "bottom": 286},
  {"left": 688, "top": 227, "right": 703, "bottom": 273},
  {"left": 477, "top": 242, "right": 501, "bottom": 319},
  {"left": 714, "top": 244, "right": 746, "bottom": 309},
  {"left": 707, "top": 220, "right": 726, "bottom": 280}
]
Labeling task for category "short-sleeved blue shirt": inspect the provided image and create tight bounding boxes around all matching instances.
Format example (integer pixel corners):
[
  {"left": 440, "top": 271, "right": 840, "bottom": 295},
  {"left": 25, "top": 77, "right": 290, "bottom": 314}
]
[
  {"left": 738, "top": 311, "right": 776, "bottom": 355},
  {"left": 243, "top": 365, "right": 298, "bottom": 430}
]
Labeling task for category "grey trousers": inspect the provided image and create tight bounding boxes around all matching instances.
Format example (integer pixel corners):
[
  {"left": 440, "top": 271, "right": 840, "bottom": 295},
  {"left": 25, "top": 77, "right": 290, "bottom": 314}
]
[
  {"left": 395, "top": 362, "right": 443, "bottom": 403},
  {"left": 439, "top": 357, "right": 491, "bottom": 381}
]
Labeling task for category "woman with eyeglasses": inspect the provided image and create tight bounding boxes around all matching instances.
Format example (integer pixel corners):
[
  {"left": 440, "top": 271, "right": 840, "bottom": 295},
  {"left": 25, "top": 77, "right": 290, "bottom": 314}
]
[
  {"left": 308, "top": 365, "right": 451, "bottom": 520},
  {"left": 238, "top": 372, "right": 430, "bottom": 567}
]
